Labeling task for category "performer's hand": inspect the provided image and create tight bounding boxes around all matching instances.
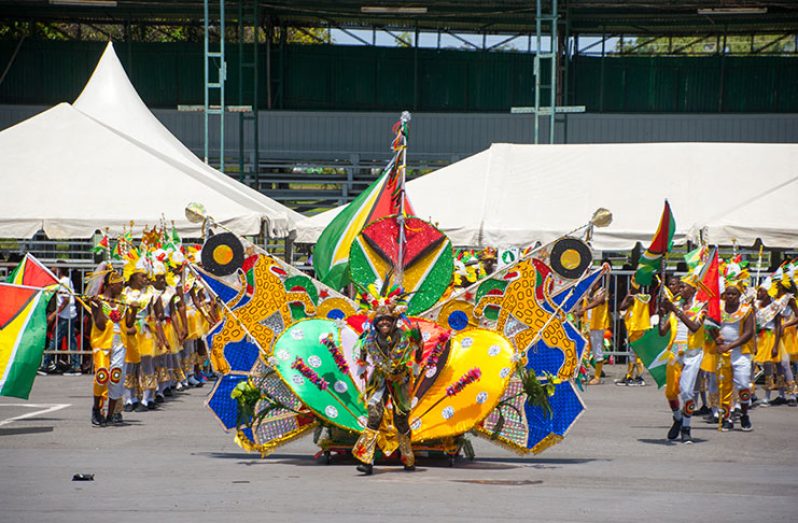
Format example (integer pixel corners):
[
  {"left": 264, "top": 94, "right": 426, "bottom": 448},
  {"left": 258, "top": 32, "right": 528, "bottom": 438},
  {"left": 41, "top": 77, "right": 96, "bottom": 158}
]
[
  {"left": 771, "top": 348, "right": 779, "bottom": 358},
  {"left": 716, "top": 343, "right": 731, "bottom": 354}
]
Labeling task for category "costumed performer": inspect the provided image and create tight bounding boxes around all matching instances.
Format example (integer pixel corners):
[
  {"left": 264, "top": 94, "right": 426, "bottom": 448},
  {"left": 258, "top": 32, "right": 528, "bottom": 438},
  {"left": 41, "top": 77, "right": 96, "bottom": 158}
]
[
  {"left": 658, "top": 274, "right": 706, "bottom": 443},
  {"left": 714, "top": 276, "right": 755, "bottom": 432},
  {"left": 88, "top": 264, "right": 137, "bottom": 426},
  {"left": 352, "top": 293, "right": 423, "bottom": 476}
]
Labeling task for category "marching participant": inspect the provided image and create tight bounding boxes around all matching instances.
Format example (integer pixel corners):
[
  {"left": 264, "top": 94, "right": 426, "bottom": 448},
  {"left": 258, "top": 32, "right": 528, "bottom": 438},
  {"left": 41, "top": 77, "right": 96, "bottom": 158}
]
[
  {"left": 122, "top": 250, "right": 160, "bottom": 411},
  {"left": 617, "top": 283, "right": 650, "bottom": 385},
  {"left": 88, "top": 265, "right": 137, "bottom": 426},
  {"left": 714, "top": 272, "right": 756, "bottom": 432},
  {"left": 771, "top": 275, "right": 798, "bottom": 405},
  {"left": 658, "top": 275, "right": 706, "bottom": 443},
  {"left": 754, "top": 283, "right": 784, "bottom": 407},
  {"left": 578, "top": 278, "right": 610, "bottom": 385},
  {"left": 121, "top": 251, "right": 150, "bottom": 412}
]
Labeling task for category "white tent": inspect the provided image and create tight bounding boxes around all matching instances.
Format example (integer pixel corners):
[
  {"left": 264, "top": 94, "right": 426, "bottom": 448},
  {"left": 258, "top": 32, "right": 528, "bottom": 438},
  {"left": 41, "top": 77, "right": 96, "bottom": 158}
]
[
  {"left": 0, "top": 42, "right": 302, "bottom": 239},
  {"left": 73, "top": 43, "right": 302, "bottom": 238},
  {"left": 696, "top": 174, "right": 798, "bottom": 248},
  {"left": 296, "top": 142, "right": 798, "bottom": 250},
  {"left": 0, "top": 103, "right": 264, "bottom": 238}
]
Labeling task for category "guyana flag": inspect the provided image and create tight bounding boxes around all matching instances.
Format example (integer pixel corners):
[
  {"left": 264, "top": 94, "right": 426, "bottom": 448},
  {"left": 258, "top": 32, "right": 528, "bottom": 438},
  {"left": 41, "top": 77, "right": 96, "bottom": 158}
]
[
  {"left": 313, "top": 155, "right": 414, "bottom": 290},
  {"left": 633, "top": 200, "right": 676, "bottom": 287},
  {"left": 0, "top": 283, "right": 54, "bottom": 399},
  {"left": 630, "top": 317, "right": 677, "bottom": 388},
  {"left": 5, "top": 253, "right": 59, "bottom": 288}
]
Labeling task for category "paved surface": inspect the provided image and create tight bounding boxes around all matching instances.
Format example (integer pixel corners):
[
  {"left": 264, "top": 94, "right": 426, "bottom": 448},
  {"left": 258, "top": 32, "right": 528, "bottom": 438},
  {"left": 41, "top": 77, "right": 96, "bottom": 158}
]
[{"left": 2, "top": 367, "right": 797, "bottom": 522}]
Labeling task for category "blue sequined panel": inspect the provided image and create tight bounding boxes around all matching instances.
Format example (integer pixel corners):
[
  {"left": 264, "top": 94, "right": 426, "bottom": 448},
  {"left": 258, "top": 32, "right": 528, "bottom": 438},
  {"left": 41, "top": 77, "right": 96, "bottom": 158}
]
[
  {"left": 524, "top": 380, "right": 585, "bottom": 449},
  {"left": 222, "top": 338, "right": 260, "bottom": 372},
  {"left": 196, "top": 271, "right": 240, "bottom": 304},
  {"left": 207, "top": 373, "right": 249, "bottom": 430},
  {"left": 526, "top": 340, "right": 565, "bottom": 377}
]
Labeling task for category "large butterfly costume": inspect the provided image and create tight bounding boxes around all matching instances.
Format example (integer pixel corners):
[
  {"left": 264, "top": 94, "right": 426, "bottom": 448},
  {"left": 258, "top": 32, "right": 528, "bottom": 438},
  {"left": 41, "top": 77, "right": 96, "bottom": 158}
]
[{"left": 196, "top": 214, "right": 607, "bottom": 462}]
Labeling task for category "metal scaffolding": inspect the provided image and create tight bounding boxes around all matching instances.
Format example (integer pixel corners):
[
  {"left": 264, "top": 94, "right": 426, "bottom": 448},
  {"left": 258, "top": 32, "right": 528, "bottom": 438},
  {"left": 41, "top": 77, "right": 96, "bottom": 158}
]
[
  {"left": 237, "top": 0, "right": 259, "bottom": 182},
  {"left": 204, "top": 0, "right": 226, "bottom": 171},
  {"left": 534, "top": 0, "right": 558, "bottom": 144}
]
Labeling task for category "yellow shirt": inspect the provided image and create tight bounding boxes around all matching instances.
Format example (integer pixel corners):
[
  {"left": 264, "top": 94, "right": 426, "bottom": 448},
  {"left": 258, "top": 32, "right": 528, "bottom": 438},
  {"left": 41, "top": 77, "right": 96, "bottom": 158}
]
[
  {"left": 589, "top": 300, "right": 610, "bottom": 331},
  {"left": 625, "top": 295, "right": 651, "bottom": 333}
]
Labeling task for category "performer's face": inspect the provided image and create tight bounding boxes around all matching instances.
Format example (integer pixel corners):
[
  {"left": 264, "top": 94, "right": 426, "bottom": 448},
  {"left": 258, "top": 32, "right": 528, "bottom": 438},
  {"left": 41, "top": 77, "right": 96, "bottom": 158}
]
[
  {"left": 130, "top": 272, "right": 146, "bottom": 289},
  {"left": 679, "top": 283, "right": 695, "bottom": 301},
  {"left": 724, "top": 286, "right": 741, "bottom": 306},
  {"left": 108, "top": 280, "right": 124, "bottom": 297},
  {"left": 376, "top": 317, "right": 394, "bottom": 336}
]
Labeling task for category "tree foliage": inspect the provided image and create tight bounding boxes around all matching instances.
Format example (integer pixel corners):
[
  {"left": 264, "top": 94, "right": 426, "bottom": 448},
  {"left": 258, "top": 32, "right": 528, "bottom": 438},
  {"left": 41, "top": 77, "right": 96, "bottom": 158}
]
[{"left": 615, "top": 34, "right": 796, "bottom": 55}]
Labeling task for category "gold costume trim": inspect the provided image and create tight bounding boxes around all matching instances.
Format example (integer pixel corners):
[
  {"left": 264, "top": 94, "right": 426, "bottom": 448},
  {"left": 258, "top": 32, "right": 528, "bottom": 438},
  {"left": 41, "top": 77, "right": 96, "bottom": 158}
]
[
  {"left": 398, "top": 432, "right": 415, "bottom": 467},
  {"left": 352, "top": 428, "right": 379, "bottom": 465}
]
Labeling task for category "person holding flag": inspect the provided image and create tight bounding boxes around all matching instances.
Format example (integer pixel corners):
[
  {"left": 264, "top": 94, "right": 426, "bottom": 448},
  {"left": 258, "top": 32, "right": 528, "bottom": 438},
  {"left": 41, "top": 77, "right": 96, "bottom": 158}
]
[
  {"left": 657, "top": 274, "right": 707, "bottom": 443},
  {"left": 629, "top": 201, "right": 677, "bottom": 391}
]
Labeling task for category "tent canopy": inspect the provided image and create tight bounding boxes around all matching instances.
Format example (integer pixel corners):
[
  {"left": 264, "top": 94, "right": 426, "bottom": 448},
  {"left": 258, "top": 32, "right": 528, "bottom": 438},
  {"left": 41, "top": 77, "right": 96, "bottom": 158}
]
[
  {"left": 0, "top": 103, "right": 265, "bottom": 239},
  {"left": 0, "top": 42, "right": 302, "bottom": 239},
  {"left": 296, "top": 142, "right": 798, "bottom": 250}
]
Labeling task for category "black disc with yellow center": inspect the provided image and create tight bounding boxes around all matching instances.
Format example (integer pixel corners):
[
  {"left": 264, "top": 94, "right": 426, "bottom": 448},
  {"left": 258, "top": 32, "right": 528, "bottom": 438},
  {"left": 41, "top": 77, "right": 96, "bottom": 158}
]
[
  {"left": 549, "top": 238, "right": 592, "bottom": 279},
  {"left": 201, "top": 232, "right": 245, "bottom": 277}
]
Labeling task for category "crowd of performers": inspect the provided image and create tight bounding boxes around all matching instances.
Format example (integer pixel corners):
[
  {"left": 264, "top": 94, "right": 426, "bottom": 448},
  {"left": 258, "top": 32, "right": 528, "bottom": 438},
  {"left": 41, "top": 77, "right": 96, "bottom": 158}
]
[
  {"left": 576, "top": 258, "right": 798, "bottom": 443},
  {"left": 83, "top": 231, "right": 219, "bottom": 426},
  {"left": 79, "top": 233, "right": 798, "bottom": 446}
]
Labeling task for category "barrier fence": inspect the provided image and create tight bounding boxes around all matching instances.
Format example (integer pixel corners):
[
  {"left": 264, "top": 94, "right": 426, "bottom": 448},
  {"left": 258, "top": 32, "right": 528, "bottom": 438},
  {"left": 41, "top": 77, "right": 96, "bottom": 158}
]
[{"left": 2, "top": 256, "right": 653, "bottom": 372}]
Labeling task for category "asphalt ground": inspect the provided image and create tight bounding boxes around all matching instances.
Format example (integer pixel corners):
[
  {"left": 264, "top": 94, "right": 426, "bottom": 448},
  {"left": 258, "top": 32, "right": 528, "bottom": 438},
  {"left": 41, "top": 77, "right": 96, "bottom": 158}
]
[{"left": 1, "top": 366, "right": 797, "bottom": 523}]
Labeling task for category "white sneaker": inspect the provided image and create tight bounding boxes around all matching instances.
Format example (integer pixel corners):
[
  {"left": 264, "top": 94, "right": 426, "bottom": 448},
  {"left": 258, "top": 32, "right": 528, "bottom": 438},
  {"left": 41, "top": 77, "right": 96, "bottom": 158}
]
[{"left": 187, "top": 375, "right": 200, "bottom": 387}]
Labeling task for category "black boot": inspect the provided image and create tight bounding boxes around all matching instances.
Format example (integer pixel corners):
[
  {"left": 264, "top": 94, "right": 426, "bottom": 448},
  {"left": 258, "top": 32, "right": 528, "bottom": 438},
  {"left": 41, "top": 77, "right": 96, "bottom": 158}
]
[
  {"left": 403, "top": 464, "right": 416, "bottom": 472},
  {"left": 667, "top": 416, "right": 682, "bottom": 440},
  {"left": 91, "top": 408, "right": 106, "bottom": 427},
  {"left": 356, "top": 463, "right": 374, "bottom": 476},
  {"left": 680, "top": 427, "right": 692, "bottom": 444}
]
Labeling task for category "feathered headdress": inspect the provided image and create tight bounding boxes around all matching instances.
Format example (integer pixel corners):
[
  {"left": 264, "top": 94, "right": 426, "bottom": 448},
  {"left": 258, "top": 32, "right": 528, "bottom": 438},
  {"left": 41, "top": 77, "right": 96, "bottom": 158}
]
[
  {"left": 767, "top": 260, "right": 797, "bottom": 297},
  {"left": 85, "top": 261, "right": 124, "bottom": 296},
  {"left": 123, "top": 247, "right": 151, "bottom": 282},
  {"left": 720, "top": 255, "right": 750, "bottom": 292},
  {"left": 355, "top": 269, "right": 409, "bottom": 321}
]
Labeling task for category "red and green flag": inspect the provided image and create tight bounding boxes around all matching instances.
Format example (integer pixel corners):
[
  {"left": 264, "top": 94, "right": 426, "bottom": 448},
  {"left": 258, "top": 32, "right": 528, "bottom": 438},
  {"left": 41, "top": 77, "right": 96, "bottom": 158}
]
[
  {"left": 697, "top": 247, "right": 721, "bottom": 327},
  {"left": 5, "top": 253, "right": 59, "bottom": 288},
  {"left": 313, "top": 144, "right": 414, "bottom": 291},
  {"left": 91, "top": 232, "right": 111, "bottom": 258},
  {"left": 633, "top": 200, "right": 676, "bottom": 287},
  {"left": 0, "top": 283, "right": 54, "bottom": 399}
]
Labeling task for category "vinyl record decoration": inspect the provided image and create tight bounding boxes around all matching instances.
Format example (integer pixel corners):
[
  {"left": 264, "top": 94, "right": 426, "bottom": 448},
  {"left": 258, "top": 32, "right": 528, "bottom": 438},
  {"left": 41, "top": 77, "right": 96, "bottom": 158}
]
[
  {"left": 549, "top": 238, "right": 592, "bottom": 280},
  {"left": 201, "top": 232, "right": 245, "bottom": 277}
]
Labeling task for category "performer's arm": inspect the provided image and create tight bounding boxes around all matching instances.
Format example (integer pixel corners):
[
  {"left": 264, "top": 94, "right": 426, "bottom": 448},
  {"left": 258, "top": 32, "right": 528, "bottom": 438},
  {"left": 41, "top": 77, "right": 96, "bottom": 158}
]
[{"left": 772, "top": 315, "right": 783, "bottom": 358}]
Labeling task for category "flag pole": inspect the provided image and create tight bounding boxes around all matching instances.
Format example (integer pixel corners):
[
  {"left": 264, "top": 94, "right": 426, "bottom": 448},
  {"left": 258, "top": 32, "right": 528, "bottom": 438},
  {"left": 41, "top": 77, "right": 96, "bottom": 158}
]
[{"left": 395, "top": 111, "right": 411, "bottom": 289}]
